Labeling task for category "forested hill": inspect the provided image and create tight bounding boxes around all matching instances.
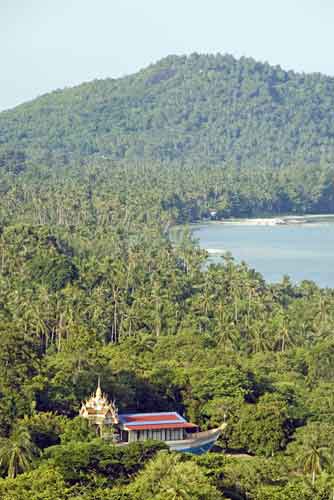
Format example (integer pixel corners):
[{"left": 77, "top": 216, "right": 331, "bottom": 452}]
[
  {"left": 2, "top": 53, "right": 334, "bottom": 171},
  {"left": 4, "top": 54, "right": 334, "bottom": 500}
]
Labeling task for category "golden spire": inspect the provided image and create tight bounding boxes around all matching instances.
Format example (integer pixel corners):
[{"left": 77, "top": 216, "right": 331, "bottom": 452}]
[{"left": 96, "top": 376, "right": 102, "bottom": 399}]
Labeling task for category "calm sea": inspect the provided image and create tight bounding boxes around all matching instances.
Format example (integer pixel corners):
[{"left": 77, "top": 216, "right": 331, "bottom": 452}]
[{"left": 191, "top": 218, "right": 334, "bottom": 288}]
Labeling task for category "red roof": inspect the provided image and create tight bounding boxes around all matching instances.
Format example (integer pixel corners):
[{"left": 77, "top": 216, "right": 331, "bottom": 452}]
[
  {"left": 126, "top": 422, "right": 197, "bottom": 431},
  {"left": 118, "top": 412, "right": 198, "bottom": 431},
  {"left": 122, "top": 413, "right": 181, "bottom": 423}
]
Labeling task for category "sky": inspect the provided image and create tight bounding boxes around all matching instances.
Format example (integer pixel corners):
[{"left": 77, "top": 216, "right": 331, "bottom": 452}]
[{"left": 1, "top": 0, "right": 334, "bottom": 111}]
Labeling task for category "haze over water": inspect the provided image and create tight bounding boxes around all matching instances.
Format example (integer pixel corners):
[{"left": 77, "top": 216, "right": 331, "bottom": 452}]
[{"left": 193, "top": 220, "right": 334, "bottom": 288}]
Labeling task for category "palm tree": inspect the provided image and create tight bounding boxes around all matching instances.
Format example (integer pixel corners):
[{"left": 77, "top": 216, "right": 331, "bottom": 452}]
[
  {"left": 249, "top": 320, "right": 270, "bottom": 353},
  {"left": 300, "top": 443, "right": 329, "bottom": 486},
  {"left": 272, "top": 311, "right": 293, "bottom": 352},
  {"left": 217, "top": 323, "right": 239, "bottom": 352},
  {"left": 131, "top": 451, "right": 179, "bottom": 498},
  {"left": 0, "top": 427, "right": 39, "bottom": 478}
]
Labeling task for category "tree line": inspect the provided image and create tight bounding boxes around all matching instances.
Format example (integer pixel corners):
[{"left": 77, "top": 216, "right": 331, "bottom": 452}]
[{"left": 0, "top": 157, "right": 334, "bottom": 497}]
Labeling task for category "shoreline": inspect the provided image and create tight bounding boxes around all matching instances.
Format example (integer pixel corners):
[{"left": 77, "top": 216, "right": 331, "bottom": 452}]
[{"left": 201, "top": 214, "right": 334, "bottom": 227}]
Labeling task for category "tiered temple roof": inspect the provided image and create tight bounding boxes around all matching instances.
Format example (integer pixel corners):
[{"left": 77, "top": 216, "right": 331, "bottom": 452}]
[{"left": 79, "top": 379, "right": 119, "bottom": 428}]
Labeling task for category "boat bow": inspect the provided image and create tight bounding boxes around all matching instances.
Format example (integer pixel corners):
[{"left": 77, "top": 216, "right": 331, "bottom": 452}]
[{"left": 167, "top": 423, "right": 227, "bottom": 454}]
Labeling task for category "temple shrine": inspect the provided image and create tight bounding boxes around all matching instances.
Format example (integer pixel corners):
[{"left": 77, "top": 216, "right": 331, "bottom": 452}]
[
  {"left": 79, "top": 378, "right": 119, "bottom": 439},
  {"left": 80, "top": 380, "right": 225, "bottom": 454}
]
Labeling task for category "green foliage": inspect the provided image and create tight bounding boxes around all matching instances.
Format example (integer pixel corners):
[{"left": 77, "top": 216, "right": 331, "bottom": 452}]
[
  {"left": 60, "top": 416, "right": 96, "bottom": 444},
  {"left": 222, "top": 455, "right": 288, "bottom": 498},
  {"left": 127, "top": 451, "right": 224, "bottom": 499},
  {"left": 28, "top": 252, "right": 78, "bottom": 291},
  {"left": 2, "top": 54, "right": 334, "bottom": 172},
  {"left": 253, "top": 481, "right": 315, "bottom": 500},
  {"left": 18, "top": 412, "right": 65, "bottom": 449},
  {"left": 0, "top": 465, "right": 68, "bottom": 500},
  {"left": 195, "top": 452, "right": 226, "bottom": 489},
  {"left": 228, "top": 394, "right": 290, "bottom": 456},
  {"left": 1, "top": 55, "right": 334, "bottom": 496},
  {"left": 0, "top": 426, "right": 39, "bottom": 478},
  {"left": 44, "top": 440, "right": 166, "bottom": 487}
]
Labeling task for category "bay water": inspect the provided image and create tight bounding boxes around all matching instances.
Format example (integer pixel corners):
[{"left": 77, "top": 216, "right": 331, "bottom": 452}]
[{"left": 191, "top": 218, "right": 334, "bottom": 287}]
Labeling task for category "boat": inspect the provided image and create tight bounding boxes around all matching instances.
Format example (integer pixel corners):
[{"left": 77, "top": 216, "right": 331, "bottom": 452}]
[
  {"left": 79, "top": 381, "right": 225, "bottom": 455},
  {"left": 116, "top": 411, "right": 226, "bottom": 454},
  {"left": 166, "top": 425, "right": 226, "bottom": 454}
]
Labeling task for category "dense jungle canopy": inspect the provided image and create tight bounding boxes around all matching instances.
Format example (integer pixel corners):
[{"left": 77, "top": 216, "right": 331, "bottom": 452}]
[
  {"left": 2, "top": 52, "right": 334, "bottom": 169},
  {"left": 1, "top": 54, "right": 334, "bottom": 499}
]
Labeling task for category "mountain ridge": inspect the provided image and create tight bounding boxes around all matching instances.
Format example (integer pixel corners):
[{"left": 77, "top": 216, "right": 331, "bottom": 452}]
[{"left": 1, "top": 53, "right": 334, "bottom": 172}]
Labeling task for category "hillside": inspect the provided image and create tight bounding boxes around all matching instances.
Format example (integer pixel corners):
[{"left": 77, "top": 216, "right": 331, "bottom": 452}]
[
  {"left": 3, "top": 53, "right": 334, "bottom": 499},
  {"left": 2, "top": 53, "right": 334, "bottom": 172}
]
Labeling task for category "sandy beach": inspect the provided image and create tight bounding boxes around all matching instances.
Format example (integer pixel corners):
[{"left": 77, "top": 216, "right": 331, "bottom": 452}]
[{"left": 215, "top": 214, "right": 334, "bottom": 226}]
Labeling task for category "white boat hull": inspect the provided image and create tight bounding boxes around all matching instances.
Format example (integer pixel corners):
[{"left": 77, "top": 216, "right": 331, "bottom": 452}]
[{"left": 166, "top": 425, "right": 226, "bottom": 455}]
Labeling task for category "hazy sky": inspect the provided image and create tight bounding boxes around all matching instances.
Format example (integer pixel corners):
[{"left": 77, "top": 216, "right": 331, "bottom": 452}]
[{"left": 2, "top": 0, "right": 334, "bottom": 111}]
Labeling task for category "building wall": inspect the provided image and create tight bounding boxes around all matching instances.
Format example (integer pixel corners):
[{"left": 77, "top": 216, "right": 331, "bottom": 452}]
[{"left": 128, "top": 428, "right": 185, "bottom": 442}]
